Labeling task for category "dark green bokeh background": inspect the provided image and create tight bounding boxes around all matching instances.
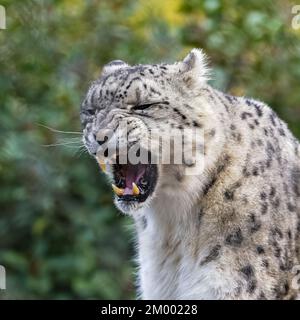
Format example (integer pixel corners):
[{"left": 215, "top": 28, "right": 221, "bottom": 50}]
[{"left": 0, "top": 0, "right": 299, "bottom": 299}]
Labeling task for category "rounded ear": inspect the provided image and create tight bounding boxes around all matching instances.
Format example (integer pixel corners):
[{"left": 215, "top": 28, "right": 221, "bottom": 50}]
[
  {"left": 178, "top": 49, "right": 210, "bottom": 87},
  {"left": 102, "top": 60, "right": 129, "bottom": 76}
]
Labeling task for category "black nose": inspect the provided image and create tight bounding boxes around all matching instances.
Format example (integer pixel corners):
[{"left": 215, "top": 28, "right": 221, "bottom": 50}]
[
  {"left": 94, "top": 134, "right": 109, "bottom": 146},
  {"left": 93, "top": 133, "right": 109, "bottom": 157}
]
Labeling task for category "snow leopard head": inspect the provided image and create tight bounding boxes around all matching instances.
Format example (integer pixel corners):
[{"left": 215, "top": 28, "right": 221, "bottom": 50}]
[{"left": 80, "top": 49, "right": 221, "bottom": 214}]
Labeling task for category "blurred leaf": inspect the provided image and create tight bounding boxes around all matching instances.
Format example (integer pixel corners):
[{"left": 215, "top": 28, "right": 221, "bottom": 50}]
[{"left": 0, "top": 0, "right": 299, "bottom": 300}]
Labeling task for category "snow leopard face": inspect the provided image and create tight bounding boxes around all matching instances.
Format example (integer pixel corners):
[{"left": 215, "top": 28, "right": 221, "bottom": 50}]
[{"left": 80, "top": 50, "right": 211, "bottom": 213}]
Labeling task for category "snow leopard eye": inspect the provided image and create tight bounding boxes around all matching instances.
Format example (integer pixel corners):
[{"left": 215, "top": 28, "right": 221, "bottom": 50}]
[
  {"left": 132, "top": 102, "right": 158, "bottom": 111},
  {"left": 132, "top": 101, "right": 169, "bottom": 111}
]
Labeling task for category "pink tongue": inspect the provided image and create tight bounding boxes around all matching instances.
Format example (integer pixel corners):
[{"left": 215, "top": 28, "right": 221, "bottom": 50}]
[
  {"left": 123, "top": 166, "right": 146, "bottom": 195},
  {"left": 124, "top": 187, "right": 134, "bottom": 195}
]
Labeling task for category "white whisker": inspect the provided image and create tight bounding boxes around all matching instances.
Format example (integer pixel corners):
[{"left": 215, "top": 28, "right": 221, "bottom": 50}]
[
  {"left": 37, "top": 123, "right": 82, "bottom": 135},
  {"left": 41, "top": 141, "right": 84, "bottom": 147},
  {"left": 57, "top": 137, "right": 83, "bottom": 144},
  {"left": 74, "top": 145, "right": 89, "bottom": 158}
]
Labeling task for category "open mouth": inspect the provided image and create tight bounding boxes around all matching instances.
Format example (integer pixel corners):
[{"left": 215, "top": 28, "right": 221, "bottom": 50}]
[{"left": 112, "top": 157, "right": 158, "bottom": 203}]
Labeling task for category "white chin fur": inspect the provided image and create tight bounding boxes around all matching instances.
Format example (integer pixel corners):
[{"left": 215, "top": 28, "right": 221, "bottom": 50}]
[{"left": 114, "top": 193, "right": 156, "bottom": 215}]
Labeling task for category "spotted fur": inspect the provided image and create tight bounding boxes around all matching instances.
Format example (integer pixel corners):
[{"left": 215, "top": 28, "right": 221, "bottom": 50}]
[{"left": 80, "top": 49, "right": 300, "bottom": 300}]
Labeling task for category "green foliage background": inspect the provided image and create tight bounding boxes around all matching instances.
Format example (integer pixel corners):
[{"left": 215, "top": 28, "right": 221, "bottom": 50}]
[{"left": 0, "top": 0, "right": 299, "bottom": 299}]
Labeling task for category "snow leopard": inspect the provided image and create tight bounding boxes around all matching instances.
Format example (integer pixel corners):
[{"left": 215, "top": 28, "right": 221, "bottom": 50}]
[{"left": 80, "top": 49, "right": 300, "bottom": 300}]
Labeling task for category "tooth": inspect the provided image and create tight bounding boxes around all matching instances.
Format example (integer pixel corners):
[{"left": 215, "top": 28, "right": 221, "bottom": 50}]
[
  {"left": 99, "top": 163, "right": 106, "bottom": 172},
  {"left": 110, "top": 153, "right": 117, "bottom": 161},
  {"left": 132, "top": 182, "right": 140, "bottom": 196},
  {"left": 112, "top": 184, "right": 124, "bottom": 196},
  {"left": 96, "top": 157, "right": 106, "bottom": 172}
]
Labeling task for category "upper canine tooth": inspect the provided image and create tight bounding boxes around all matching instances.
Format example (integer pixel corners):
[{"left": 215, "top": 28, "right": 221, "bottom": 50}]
[
  {"left": 99, "top": 163, "right": 106, "bottom": 172},
  {"left": 110, "top": 153, "right": 117, "bottom": 161},
  {"left": 132, "top": 182, "right": 140, "bottom": 196},
  {"left": 112, "top": 184, "right": 124, "bottom": 196},
  {"left": 96, "top": 157, "right": 106, "bottom": 172}
]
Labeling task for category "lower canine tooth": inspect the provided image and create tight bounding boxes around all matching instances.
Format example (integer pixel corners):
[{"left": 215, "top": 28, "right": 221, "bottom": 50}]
[
  {"left": 112, "top": 184, "right": 124, "bottom": 196},
  {"left": 132, "top": 182, "right": 140, "bottom": 196}
]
